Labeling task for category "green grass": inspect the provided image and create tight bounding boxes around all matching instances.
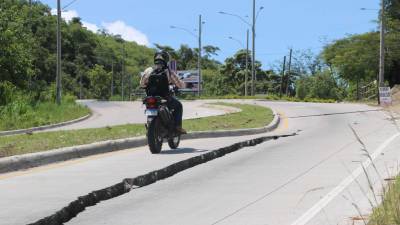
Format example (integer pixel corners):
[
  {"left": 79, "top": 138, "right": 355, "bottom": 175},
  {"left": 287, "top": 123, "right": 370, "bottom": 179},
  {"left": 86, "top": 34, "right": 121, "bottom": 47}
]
[
  {"left": 368, "top": 176, "right": 400, "bottom": 225},
  {"left": 184, "top": 103, "right": 273, "bottom": 131},
  {"left": 179, "top": 94, "right": 337, "bottom": 103},
  {"left": 0, "top": 99, "right": 90, "bottom": 131},
  {"left": 0, "top": 103, "right": 273, "bottom": 157}
]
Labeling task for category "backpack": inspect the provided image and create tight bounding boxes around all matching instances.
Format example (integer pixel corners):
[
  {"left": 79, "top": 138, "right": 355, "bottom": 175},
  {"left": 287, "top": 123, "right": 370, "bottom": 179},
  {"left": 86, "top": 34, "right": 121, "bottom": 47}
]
[{"left": 146, "top": 67, "right": 170, "bottom": 97}]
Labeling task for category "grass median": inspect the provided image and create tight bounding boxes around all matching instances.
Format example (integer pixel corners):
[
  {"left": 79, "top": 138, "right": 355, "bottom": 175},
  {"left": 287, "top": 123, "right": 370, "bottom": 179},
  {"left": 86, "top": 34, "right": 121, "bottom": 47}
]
[
  {"left": 0, "top": 103, "right": 273, "bottom": 158},
  {"left": 0, "top": 98, "right": 90, "bottom": 131}
]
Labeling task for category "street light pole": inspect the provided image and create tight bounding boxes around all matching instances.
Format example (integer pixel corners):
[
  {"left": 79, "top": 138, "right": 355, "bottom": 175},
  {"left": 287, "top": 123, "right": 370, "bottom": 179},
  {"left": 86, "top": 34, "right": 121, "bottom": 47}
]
[
  {"left": 111, "top": 62, "right": 114, "bottom": 97},
  {"left": 56, "top": 0, "right": 62, "bottom": 105},
  {"left": 286, "top": 48, "right": 293, "bottom": 96},
  {"left": 280, "top": 56, "right": 286, "bottom": 97},
  {"left": 379, "top": 0, "right": 385, "bottom": 87},
  {"left": 198, "top": 14, "right": 202, "bottom": 96},
  {"left": 170, "top": 18, "right": 204, "bottom": 96},
  {"left": 361, "top": 6, "right": 384, "bottom": 104},
  {"left": 246, "top": 29, "right": 249, "bottom": 97},
  {"left": 121, "top": 43, "right": 125, "bottom": 101},
  {"left": 228, "top": 35, "right": 248, "bottom": 96},
  {"left": 28, "top": 0, "right": 33, "bottom": 90},
  {"left": 251, "top": 0, "right": 256, "bottom": 96},
  {"left": 219, "top": 4, "right": 263, "bottom": 96}
]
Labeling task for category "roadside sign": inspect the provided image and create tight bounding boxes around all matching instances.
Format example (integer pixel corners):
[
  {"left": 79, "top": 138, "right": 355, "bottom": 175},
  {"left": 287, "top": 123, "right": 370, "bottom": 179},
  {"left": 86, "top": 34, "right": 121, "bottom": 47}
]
[
  {"left": 177, "top": 70, "right": 199, "bottom": 91},
  {"left": 379, "top": 87, "right": 392, "bottom": 106}
]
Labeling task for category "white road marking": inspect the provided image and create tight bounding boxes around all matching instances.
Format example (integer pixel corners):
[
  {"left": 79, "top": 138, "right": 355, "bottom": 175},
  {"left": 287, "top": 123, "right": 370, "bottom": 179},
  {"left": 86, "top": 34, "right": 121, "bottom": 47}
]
[{"left": 290, "top": 132, "right": 400, "bottom": 225}]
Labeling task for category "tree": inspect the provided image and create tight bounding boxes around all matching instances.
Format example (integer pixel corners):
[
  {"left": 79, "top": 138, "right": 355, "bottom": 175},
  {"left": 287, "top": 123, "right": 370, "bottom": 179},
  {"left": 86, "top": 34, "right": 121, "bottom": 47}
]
[
  {"left": 0, "top": 0, "right": 34, "bottom": 89},
  {"left": 214, "top": 50, "right": 265, "bottom": 95},
  {"left": 88, "top": 65, "right": 111, "bottom": 99},
  {"left": 322, "top": 33, "right": 380, "bottom": 86},
  {"left": 154, "top": 44, "right": 221, "bottom": 71},
  {"left": 176, "top": 45, "right": 196, "bottom": 70},
  {"left": 322, "top": 1, "right": 400, "bottom": 88}
]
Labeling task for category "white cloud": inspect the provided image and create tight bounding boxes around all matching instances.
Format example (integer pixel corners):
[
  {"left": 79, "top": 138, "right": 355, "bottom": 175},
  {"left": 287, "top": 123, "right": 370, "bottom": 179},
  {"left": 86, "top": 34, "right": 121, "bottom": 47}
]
[
  {"left": 50, "top": 9, "right": 150, "bottom": 45},
  {"left": 50, "top": 9, "right": 79, "bottom": 23},
  {"left": 82, "top": 21, "right": 99, "bottom": 33},
  {"left": 102, "top": 21, "right": 150, "bottom": 46}
]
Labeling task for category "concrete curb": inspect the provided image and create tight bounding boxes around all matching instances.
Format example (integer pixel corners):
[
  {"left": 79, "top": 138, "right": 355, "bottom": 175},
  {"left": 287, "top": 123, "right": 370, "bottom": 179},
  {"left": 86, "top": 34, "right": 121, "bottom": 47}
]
[
  {"left": 0, "top": 113, "right": 92, "bottom": 137},
  {"left": 0, "top": 110, "right": 280, "bottom": 174}
]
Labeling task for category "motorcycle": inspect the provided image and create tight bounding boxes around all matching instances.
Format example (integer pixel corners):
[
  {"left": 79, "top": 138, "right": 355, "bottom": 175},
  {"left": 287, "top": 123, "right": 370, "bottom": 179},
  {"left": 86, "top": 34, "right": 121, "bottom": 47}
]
[{"left": 143, "top": 86, "right": 181, "bottom": 154}]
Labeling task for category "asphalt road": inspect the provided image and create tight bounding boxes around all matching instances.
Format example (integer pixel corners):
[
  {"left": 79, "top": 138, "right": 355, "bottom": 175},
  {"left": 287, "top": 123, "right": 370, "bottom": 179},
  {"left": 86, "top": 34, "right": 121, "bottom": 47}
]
[
  {"left": 1, "top": 101, "right": 399, "bottom": 225},
  {"left": 47, "top": 100, "right": 238, "bottom": 131}
]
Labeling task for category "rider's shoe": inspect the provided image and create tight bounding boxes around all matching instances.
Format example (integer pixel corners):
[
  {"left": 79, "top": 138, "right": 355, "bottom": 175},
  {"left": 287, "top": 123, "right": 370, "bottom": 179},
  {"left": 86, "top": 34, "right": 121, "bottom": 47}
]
[{"left": 176, "top": 127, "right": 187, "bottom": 134}]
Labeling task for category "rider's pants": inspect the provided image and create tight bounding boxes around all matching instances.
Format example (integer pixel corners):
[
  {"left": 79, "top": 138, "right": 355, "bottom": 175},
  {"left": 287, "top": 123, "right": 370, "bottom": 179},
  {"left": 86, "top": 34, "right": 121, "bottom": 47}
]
[{"left": 167, "top": 96, "right": 183, "bottom": 127}]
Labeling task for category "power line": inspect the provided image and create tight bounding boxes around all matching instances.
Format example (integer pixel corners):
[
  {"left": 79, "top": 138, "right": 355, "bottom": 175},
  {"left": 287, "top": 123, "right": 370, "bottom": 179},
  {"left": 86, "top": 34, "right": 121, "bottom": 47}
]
[{"left": 62, "top": 0, "right": 79, "bottom": 10}]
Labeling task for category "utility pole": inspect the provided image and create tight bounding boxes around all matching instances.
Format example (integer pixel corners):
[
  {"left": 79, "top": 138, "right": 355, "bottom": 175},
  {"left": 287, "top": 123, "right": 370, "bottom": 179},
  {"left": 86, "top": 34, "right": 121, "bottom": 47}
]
[
  {"left": 56, "top": 0, "right": 62, "bottom": 105},
  {"left": 170, "top": 17, "right": 204, "bottom": 96},
  {"left": 111, "top": 62, "right": 114, "bottom": 97},
  {"left": 280, "top": 56, "right": 286, "bottom": 97},
  {"left": 28, "top": 0, "right": 33, "bottom": 90},
  {"left": 121, "top": 43, "right": 125, "bottom": 101},
  {"left": 245, "top": 29, "right": 249, "bottom": 97},
  {"left": 79, "top": 67, "right": 83, "bottom": 99},
  {"left": 357, "top": 74, "right": 360, "bottom": 100},
  {"left": 286, "top": 48, "right": 293, "bottom": 96},
  {"left": 129, "top": 73, "right": 132, "bottom": 101},
  {"left": 78, "top": 48, "right": 83, "bottom": 100},
  {"left": 126, "top": 50, "right": 131, "bottom": 101},
  {"left": 219, "top": 3, "right": 263, "bottom": 96},
  {"left": 198, "top": 14, "right": 202, "bottom": 96},
  {"left": 379, "top": 0, "right": 385, "bottom": 88},
  {"left": 251, "top": 0, "right": 256, "bottom": 96}
]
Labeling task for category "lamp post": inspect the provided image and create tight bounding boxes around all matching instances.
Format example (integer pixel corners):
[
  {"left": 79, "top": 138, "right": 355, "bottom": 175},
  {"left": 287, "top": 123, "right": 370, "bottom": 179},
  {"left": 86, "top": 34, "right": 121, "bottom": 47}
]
[
  {"left": 170, "top": 15, "right": 204, "bottom": 96},
  {"left": 228, "top": 30, "right": 249, "bottom": 96},
  {"left": 219, "top": 3, "right": 264, "bottom": 95},
  {"left": 361, "top": 3, "right": 385, "bottom": 104},
  {"left": 55, "top": 0, "right": 80, "bottom": 105},
  {"left": 379, "top": 0, "right": 385, "bottom": 88},
  {"left": 56, "top": 0, "right": 62, "bottom": 105},
  {"left": 198, "top": 15, "right": 203, "bottom": 96}
]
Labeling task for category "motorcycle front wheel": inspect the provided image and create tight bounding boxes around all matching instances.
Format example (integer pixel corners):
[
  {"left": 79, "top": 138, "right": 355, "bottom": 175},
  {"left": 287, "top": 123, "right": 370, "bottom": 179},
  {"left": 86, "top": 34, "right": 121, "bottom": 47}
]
[
  {"left": 147, "top": 118, "right": 163, "bottom": 154},
  {"left": 168, "top": 135, "right": 180, "bottom": 149}
]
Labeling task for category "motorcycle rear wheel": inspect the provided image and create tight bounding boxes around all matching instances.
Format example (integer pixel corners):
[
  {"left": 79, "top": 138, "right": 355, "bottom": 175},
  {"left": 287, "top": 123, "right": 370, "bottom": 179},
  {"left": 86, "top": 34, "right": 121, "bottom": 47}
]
[
  {"left": 168, "top": 135, "right": 180, "bottom": 149},
  {"left": 148, "top": 118, "right": 163, "bottom": 154}
]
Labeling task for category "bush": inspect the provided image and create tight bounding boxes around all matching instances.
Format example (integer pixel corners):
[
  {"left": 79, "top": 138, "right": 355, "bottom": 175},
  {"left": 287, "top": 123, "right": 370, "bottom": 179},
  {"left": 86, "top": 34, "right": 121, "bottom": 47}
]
[
  {"left": 0, "top": 81, "right": 18, "bottom": 106},
  {"left": 295, "top": 71, "right": 342, "bottom": 101}
]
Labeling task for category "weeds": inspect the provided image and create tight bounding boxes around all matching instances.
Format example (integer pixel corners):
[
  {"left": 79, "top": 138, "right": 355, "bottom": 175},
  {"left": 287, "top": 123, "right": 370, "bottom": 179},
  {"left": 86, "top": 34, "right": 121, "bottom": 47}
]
[
  {"left": 347, "top": 124, "right": 389, "bottom": 224},
  {"left": 348, "top": 117, "right": 400, "bottom": 225},
  {"left": 0, "top": 95, "right": 90, "bottom": 131}
]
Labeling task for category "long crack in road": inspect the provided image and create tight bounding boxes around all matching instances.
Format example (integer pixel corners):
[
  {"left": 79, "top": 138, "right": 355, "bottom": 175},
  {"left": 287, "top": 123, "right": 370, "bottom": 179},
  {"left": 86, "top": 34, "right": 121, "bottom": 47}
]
[{"left": 29, "top": 133, "right": 297, "bottom": 225}]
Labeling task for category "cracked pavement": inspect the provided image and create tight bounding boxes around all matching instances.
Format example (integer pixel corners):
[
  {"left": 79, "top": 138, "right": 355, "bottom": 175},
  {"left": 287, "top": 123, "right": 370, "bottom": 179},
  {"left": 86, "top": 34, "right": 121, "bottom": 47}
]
[{"left": 1, "top": 101, "right": 399, "bottom": 225}]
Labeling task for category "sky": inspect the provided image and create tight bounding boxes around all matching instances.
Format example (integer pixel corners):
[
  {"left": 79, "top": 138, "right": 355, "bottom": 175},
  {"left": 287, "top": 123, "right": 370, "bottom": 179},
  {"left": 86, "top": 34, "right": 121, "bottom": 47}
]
[{"left": 41, "top": 0, "right": 380, "bottom": 69}]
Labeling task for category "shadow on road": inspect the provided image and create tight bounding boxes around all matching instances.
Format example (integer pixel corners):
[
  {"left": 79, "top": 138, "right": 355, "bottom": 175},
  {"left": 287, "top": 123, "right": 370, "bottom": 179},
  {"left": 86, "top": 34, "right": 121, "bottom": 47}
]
[{"left": 160, "top": 148, "right": 208, "bottom": 155}]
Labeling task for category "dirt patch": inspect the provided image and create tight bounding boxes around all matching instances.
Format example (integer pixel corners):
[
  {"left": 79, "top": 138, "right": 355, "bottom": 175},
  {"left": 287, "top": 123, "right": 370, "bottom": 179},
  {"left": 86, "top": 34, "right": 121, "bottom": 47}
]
[
  {"left": 388, "top": 85, "right": 400, "bottom": 115},
  {"left": 392, "top": 85, "right": 400, "bottom": 103}
]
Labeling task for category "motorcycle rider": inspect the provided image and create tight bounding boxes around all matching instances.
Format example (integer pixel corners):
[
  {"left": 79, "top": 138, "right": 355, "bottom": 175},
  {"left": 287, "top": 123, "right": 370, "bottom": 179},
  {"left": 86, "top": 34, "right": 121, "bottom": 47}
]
[{"left": 140, "top": 50, "right": 187, "bottom": 134}]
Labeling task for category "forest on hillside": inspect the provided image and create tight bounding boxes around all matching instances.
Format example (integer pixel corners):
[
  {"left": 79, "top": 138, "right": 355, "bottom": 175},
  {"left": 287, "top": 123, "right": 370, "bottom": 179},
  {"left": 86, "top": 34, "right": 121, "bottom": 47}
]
[{"left": 1, "top": 0, "right": 399, "bottom": 107}]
